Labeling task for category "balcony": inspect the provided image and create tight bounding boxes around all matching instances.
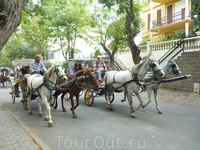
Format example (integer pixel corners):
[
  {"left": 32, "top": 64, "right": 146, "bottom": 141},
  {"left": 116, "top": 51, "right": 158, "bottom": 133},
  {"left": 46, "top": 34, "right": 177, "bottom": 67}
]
[
  {"left": 152, "top": 0, "right": 180, "bottom": 4},
  {"left": 151, "top": 11, "right": 192, "bottom": 33}
]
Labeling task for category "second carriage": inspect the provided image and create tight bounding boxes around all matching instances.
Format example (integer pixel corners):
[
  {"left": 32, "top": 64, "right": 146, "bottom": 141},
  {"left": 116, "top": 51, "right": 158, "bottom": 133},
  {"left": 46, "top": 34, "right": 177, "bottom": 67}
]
[{"left": 65, "top": 58, "right": 114, "bottom": 106}]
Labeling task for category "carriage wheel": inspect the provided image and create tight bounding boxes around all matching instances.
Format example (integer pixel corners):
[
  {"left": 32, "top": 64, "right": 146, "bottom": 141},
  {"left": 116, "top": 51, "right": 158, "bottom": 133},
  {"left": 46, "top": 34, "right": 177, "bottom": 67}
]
[{"left": 84, "top": 89, "right": 94, "bottom": 106}]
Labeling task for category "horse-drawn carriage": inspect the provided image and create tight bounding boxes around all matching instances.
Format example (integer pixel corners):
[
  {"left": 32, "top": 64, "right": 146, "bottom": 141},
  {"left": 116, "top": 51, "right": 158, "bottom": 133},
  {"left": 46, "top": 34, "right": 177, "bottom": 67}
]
[
  {"left": 10, "top": 59, "right": 61, "bottom": 109},
  {"left": 64, "top": 58, "right": 112, "bottom": 106},
  {"left": 10, "top": 57, "right": 191, "bottom": 126},
  {"left": 0, "top": 67, "right": 13, "bottom": 87}
]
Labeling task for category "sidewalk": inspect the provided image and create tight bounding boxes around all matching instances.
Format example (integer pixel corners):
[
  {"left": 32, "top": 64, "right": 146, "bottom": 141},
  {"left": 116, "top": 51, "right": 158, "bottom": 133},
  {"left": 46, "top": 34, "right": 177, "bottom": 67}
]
[{"left": 0, "top": 100, "right": 42, "bottom": 150}]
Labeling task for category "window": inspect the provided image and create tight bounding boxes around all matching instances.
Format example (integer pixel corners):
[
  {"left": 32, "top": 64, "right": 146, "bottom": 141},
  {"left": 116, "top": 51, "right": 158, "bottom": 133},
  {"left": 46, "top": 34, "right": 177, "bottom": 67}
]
[
  {"left": 157, "top": 9, "right": 161, "bottom": 26},
  {"left": 148, "top": 13, "right": 151, "bottom": 30},
  {"left": 181, "top": 8, "right": 185, "bottom": 20},
  {"left": 167, "top": 5, "right": 173, "bottom": 24}
]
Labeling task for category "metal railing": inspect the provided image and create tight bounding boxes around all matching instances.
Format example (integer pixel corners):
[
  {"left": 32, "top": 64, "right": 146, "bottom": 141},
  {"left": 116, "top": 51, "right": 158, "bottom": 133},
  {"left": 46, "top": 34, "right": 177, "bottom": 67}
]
[
  {"left": 139, "top": 35, "right": 200, "bottom": 64},
  {"left": 105, "top": 56, "right": 125, "bottom": 71},
  {"left": 152, "top": 11, "right": 190, "bottom": 29},
  {"left": 139, "top": 36, "right": 200, "bottom": 52},
  {"left": 157, "top": 38, "right": 184, "bottom": 64}
]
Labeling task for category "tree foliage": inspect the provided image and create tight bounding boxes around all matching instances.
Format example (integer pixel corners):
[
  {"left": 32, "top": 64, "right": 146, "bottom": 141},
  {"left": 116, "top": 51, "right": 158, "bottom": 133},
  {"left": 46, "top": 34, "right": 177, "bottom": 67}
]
[
  {"left": 44, "top": 0, "right": 93, "bottom": 59},
  {"left": 98, "top": 0, "right": 143, "bottom": 64},
  {"left": 192, "top": 0, "right": 200, "bottom": 32}
]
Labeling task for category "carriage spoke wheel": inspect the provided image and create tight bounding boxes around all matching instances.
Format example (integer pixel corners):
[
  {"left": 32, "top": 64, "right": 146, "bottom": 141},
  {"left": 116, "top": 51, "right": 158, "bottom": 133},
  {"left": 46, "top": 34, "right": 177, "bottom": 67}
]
[{"left": 84, "top": 89, "right": 94, "bottom": 106}]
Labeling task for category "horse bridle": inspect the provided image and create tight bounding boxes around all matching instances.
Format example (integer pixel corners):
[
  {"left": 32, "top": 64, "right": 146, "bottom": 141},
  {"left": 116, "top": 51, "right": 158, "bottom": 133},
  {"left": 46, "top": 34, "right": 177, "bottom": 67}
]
[
  {"left": 150, "top": 61, "right": 162, "bottom": 75},
  {"left": 54, "top": 65, "right": 65, "bottom": 82},
  {"left": 84, "top": 72, "right": 97, "bottom": 85},
  {"left": 169, "top": 63, "right": 180, "bottom": 75}
]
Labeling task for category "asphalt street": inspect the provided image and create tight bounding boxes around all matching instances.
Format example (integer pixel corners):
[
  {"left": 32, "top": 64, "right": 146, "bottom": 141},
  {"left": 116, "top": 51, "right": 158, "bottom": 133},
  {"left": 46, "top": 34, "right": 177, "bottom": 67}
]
[{"left": 0, "top": 87, "right": 200, "bottom": 150}]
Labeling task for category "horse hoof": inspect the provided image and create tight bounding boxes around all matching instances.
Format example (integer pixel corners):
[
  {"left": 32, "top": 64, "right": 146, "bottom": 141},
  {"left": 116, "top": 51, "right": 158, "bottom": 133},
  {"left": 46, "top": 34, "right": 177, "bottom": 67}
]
[
  {"left": 158, "top": 111, "right": 163, "bottom": 114},
  {"left": 48, "top": 122, "right": 53, "bottom": 127},
  {"left": 38, "top": 113, "right": 42, "bottom": 117},
  {"left": 107, "top": 106, "right": 114, "bottom": 111},
  {"left": 63, "top": 108, "right": 66, "bottom": 112},
  {"left": 131, "top": 113, "right": 137, "bottom": 118},
  {"left": 45, "top": 118, "right": 50, "bottom": 121},
  {"left": 28, "top": 112, "right": 32, "bottom": 115},
  {"left": 73, "top": 115, "right": 78, "bottom": 118},
  {"left": 54, "top": 106, "right": 57, "bottom": 110},
  {"left": 121, "top": 99, "right": 125, "bottom": 102}
]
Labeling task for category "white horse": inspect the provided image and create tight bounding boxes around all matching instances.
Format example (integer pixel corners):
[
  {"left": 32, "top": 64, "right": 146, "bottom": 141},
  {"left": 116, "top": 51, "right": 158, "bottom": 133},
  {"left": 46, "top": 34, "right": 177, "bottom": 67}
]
[
  {"left": 104, "top": 57, "right": 165, "bottom": 118},
  {"left": 141, "top": 60, "right": 182, "bottom": 114},
  {"left": 25, "top": 64, "right": 67, "bottom": 127}
]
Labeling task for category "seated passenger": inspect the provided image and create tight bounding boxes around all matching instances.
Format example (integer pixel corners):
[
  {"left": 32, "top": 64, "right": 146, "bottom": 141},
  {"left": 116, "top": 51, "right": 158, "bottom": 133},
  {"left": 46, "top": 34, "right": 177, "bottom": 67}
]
[
  {"left": 70, "top": 63, "right": 78, "bottom": 75},
  {"left": 93, "top": 56, "right": 107, "bottom": 83},
  {"left": 77, "top": 63, "right": 83, "bottom": 71}
]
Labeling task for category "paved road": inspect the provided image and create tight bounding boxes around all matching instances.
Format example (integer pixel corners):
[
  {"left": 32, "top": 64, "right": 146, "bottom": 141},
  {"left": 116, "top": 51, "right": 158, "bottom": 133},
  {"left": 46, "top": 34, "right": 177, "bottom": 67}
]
[{"left": 0, "top": 87, "right": 200, "bottom": 150}]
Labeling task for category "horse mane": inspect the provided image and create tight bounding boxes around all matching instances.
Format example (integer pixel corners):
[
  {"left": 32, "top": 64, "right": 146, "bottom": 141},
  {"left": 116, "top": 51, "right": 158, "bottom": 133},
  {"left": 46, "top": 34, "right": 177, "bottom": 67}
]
[
  {"left": 75, "top": 67, "right": 94, "bottom": 76},
  {"left": 63, "top": 67, "right": 95, "bottom": 84},
  {"left": 131, "top": 59, "right": 148, "bottom": 75},
  {"left": 46, "top": 64, "right": 56, "bottom": 79}
]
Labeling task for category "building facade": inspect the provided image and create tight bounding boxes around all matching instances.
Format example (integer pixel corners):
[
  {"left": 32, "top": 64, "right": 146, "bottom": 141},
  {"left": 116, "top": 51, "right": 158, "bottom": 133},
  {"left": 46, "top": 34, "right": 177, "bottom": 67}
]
[{"left": 141, "top": 0, "right": 192, "bottom": 43}]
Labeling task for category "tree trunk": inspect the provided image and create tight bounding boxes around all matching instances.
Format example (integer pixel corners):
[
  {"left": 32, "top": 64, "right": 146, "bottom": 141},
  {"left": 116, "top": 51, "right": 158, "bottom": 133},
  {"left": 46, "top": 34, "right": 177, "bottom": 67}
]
[
  {"left": 0, "top": 0, "right": 24, "bottom": 50},
  {"left": 125, "top": 0, "right": 142, "bottom": 64}
]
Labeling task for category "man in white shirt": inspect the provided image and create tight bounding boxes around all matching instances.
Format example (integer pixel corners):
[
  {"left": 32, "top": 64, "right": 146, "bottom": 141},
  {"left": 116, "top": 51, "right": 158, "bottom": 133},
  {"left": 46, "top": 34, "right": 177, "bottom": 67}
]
[{"left": 29, "top": 55, "right": 47, "bottom": 75}]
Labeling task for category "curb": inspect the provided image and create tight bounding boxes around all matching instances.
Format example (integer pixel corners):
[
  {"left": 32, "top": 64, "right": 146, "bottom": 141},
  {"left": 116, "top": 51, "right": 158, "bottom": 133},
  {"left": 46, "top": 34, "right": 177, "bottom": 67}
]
[{"left": 2, "top": 103, "right": 51, "bottom": 150}]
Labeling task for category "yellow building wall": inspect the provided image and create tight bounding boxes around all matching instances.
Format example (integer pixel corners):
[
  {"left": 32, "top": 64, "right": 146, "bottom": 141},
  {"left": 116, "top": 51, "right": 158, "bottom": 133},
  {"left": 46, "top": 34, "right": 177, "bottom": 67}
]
[{"left": 141, "top": 0, "right": 192, "bottom": 44}]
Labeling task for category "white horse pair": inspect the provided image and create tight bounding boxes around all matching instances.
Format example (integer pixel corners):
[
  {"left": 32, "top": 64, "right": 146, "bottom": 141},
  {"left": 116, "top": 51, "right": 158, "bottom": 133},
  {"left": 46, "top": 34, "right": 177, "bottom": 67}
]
[
  {"left": 25, "top": 64, "right": 67, "bottom": 127},
  {"left": 105, "top": 57, "right": 165, "bottom": 118},
  {"left": 142, "top": 60, "right": 182, "bottom": 114}
]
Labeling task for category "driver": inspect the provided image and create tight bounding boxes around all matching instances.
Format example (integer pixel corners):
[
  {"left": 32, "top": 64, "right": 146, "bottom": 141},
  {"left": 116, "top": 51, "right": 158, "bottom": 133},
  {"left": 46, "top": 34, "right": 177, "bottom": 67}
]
[{"left": 30, "top": 55, "right": 47, "bottom": 75}]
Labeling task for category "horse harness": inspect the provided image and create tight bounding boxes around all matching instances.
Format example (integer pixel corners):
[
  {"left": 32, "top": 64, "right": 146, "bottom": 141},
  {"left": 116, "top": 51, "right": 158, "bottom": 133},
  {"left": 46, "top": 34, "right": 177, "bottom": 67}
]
[
  {"left": 58, "top": 72, "right": 96, "bottom": 91},
  {"left": 105, "top": 70, "right": 145, "bottom": 94},
  {"left": 72, "top": 73, "right": 97, "bottom": 90},
  {"left": 30, "top": 66, "right": 63, "bottom": 101}
]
